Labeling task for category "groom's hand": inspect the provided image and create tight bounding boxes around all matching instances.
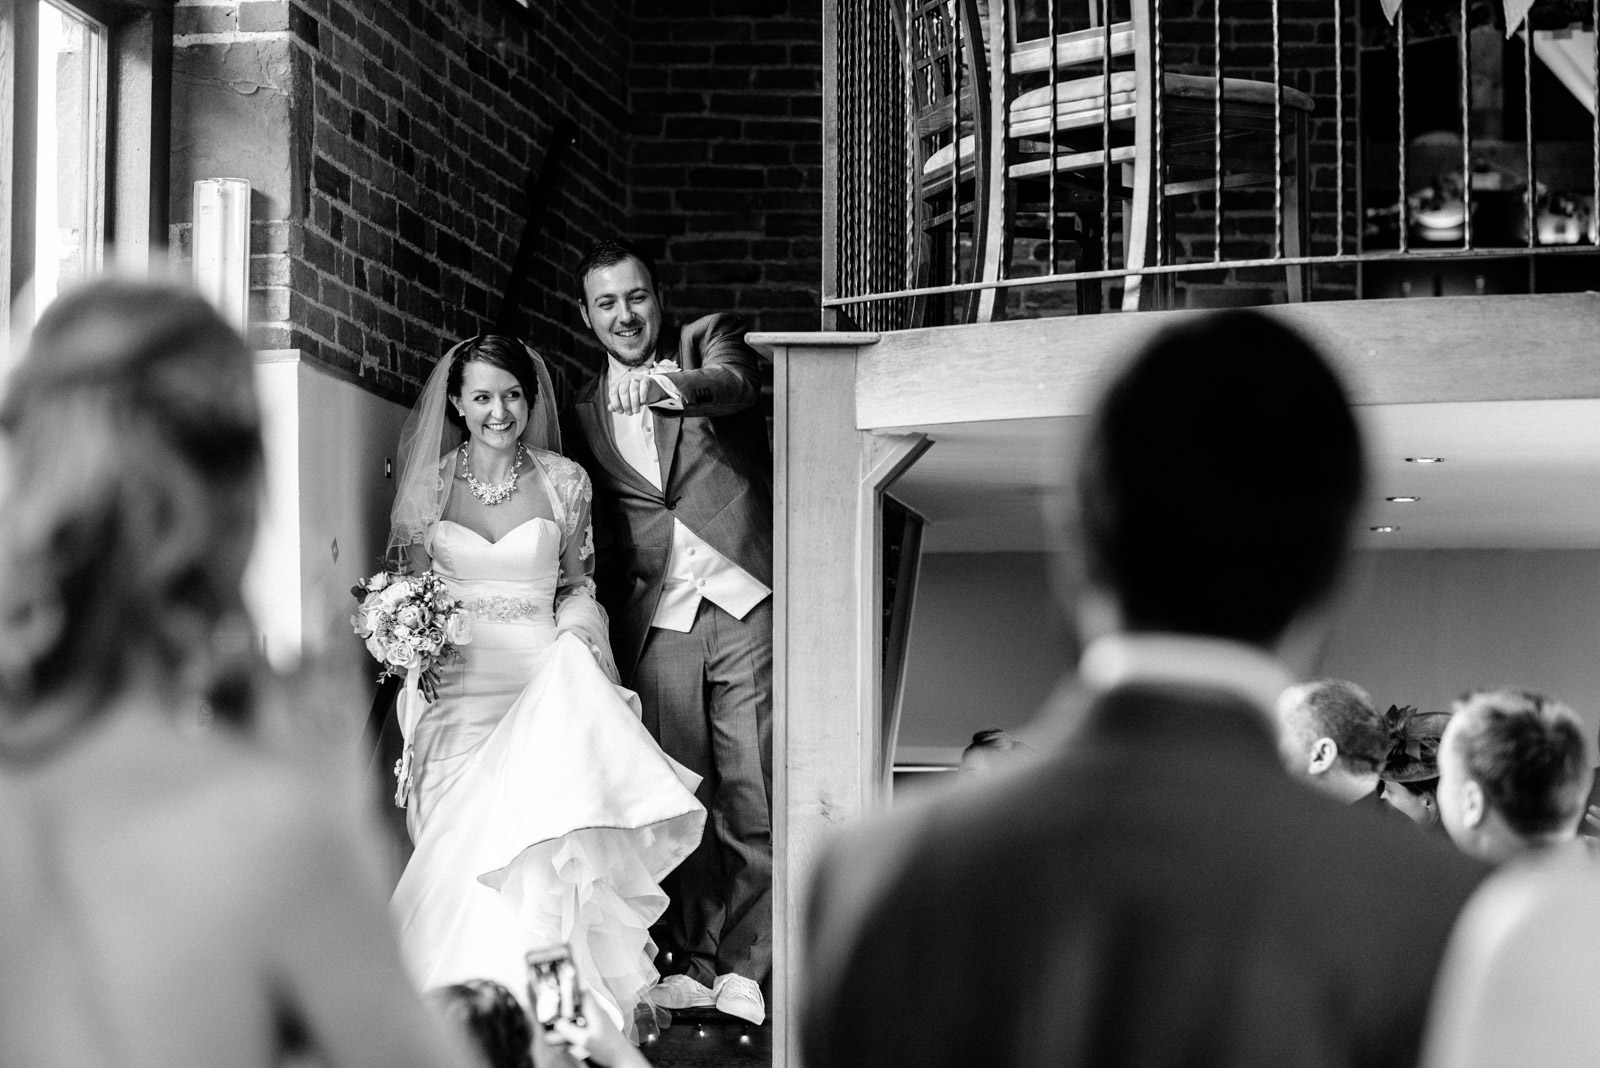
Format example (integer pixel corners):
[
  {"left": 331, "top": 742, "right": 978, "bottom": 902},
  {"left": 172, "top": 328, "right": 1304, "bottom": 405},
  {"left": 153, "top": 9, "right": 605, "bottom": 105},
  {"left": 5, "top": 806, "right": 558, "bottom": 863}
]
[{"left": 607, "top": 373, "right": 666, "bottom": 415}]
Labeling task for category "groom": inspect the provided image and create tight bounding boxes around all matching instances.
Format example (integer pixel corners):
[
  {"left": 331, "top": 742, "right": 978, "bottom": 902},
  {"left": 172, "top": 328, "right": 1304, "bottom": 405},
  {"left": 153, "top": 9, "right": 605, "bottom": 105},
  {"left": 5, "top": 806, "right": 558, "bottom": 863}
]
[{"left": 561, "top": 238, "right": 773, "bottom": 1026}]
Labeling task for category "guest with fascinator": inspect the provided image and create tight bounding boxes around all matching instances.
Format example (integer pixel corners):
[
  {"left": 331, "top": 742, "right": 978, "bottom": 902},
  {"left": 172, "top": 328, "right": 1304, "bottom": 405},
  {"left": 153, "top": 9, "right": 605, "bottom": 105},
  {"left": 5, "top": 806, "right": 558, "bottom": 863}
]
[{"left": 1380, "top": 706, "right": 1453, "bottom": 836}]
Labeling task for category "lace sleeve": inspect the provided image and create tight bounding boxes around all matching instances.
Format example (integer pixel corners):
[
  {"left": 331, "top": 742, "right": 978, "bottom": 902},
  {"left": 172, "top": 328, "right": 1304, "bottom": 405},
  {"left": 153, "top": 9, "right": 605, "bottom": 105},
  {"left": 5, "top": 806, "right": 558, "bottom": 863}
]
[
  {"left": 554, "top": 457, "right": 596, "bottom": 595},
  {"left": 547, "top": 456, "right": 617, "bottom": 683}
]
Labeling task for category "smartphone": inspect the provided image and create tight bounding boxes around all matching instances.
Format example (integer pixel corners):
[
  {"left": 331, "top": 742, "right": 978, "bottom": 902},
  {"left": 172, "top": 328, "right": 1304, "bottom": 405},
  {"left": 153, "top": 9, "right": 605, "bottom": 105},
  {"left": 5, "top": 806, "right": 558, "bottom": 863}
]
[{"left": 526, "top": 943, "right": 586, "bottom": 1030}]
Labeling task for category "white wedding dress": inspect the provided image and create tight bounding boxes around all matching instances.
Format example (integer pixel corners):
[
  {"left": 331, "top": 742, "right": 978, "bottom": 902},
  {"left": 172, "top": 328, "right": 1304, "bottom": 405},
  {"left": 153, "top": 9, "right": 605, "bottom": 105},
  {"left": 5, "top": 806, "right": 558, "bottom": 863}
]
[{"left": 390, "top": 453, "right": 705, "bottom": 1027}]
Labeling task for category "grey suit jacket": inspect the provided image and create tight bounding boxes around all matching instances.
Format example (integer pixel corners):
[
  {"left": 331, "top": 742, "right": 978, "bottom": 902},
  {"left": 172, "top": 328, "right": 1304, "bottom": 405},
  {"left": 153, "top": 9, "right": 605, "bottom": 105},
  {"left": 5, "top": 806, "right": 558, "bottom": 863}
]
[
  {"left": 562, "top": 313, "right": 772, "bottom": 686},
  {"left": 803, "top": 682, "right": 1489, "bottom": 1068}
]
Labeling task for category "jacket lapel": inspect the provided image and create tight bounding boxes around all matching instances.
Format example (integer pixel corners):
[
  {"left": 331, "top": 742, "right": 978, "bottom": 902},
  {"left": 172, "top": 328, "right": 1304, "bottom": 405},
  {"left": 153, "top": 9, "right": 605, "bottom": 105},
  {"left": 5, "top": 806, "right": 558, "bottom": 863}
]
[
  {"left": 576, "top": 381, "right": 665, "bottom": 501},
  {"left": 653, "top": 322, "right": 689, "bottom": 490},
  {"left": 655, "top": 408, "right": 682, "bottom": 491}
]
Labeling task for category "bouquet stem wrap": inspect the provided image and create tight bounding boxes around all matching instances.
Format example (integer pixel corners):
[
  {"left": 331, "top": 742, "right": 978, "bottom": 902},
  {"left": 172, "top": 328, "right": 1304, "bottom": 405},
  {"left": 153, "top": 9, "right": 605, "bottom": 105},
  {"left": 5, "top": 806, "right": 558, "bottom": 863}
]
[{"left": 393, "top": 662, "right": 424, "bottom": 808}]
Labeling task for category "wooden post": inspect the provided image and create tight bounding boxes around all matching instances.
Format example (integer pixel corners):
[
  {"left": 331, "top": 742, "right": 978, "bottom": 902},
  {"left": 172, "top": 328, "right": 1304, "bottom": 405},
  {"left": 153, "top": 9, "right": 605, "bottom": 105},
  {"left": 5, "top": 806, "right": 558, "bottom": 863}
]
[{"left": 757, "top": 330, "right": 878, "bottom": 1068}]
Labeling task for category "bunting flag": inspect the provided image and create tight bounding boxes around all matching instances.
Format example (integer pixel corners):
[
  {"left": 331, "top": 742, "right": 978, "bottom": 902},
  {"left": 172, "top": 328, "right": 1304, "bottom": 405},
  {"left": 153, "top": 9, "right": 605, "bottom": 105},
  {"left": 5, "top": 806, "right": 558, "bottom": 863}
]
[
  {"left": 1503, "top": 0, "right": 1536, "bottom": 37},
  {"left": 1378, "top": 0, "right": 1540, "bottom": 38}
]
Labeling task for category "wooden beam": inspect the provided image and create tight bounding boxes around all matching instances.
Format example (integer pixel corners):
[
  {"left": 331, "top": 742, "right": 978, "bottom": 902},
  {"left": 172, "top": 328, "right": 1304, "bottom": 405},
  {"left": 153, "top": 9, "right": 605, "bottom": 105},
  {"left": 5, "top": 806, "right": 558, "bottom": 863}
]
[
  {"left": 865, "top": 431, "right": 932, "bottom": 494},
  {"left": 848, "top": 293, "right": 1600, "bottom": 428},
  {"left": 864, "top": 433, "right": 931, "bottom": 792},
  {"left": 769, "top": 334, "right": 866, "bottom": 1068}
]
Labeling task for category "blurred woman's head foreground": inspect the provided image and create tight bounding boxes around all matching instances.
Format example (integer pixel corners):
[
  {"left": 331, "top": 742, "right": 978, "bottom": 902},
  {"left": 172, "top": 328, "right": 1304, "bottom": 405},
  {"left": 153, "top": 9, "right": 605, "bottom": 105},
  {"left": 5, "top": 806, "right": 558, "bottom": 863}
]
[{"left": 0, "top": 278, "right": 263, "bottom": 759}]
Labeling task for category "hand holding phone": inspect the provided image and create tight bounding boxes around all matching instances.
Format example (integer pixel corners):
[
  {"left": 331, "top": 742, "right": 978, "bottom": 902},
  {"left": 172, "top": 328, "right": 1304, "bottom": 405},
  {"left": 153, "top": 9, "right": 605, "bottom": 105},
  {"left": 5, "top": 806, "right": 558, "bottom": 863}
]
[{"left": 526, "top": 944, "right": 587, "bottom": 1032}]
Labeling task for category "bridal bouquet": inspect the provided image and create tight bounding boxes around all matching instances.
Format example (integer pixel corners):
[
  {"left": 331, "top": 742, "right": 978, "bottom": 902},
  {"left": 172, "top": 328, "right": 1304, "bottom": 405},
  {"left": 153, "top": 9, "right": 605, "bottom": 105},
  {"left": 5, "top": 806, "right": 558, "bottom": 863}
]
[{"left": 350, "top": 569, "right": 471, "bottom": 700}]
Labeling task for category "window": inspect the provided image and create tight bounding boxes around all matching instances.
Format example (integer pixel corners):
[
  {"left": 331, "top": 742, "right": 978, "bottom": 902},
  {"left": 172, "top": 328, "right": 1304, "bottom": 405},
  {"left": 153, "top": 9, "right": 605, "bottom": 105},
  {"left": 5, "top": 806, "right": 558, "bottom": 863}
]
[
  {"left": 34, "top": 0, "right": 108, "bottom": 312},
  {"left": 2, "top": 0, "right": 171, "bottom": 345}
]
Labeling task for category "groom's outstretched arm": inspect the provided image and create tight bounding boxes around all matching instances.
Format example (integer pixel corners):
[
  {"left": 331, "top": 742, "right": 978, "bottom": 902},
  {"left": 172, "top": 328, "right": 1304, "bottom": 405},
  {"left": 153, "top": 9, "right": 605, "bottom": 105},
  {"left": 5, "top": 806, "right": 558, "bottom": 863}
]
[{"left": 656, "top": 313, "right": 763, "bottom": 417}]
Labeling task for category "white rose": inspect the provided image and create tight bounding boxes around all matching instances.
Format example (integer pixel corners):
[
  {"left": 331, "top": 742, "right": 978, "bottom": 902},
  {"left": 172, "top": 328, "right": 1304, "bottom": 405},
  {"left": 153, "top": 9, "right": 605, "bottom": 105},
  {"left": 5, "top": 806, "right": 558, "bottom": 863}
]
[
  {"left": 386, "top": 643, "right": 419, "bottom": 669},
  {"left": 446, "top": 611, "right": 473, "bottom": 645},
  {"left": 355, "top": 604, "right": 386, "bottom": 634},
  {"left": 397, "top": 604, "right": 423, "bottom": 628},
  {"left": 393, "top": 624, "right": 412, "bottom": 641}
]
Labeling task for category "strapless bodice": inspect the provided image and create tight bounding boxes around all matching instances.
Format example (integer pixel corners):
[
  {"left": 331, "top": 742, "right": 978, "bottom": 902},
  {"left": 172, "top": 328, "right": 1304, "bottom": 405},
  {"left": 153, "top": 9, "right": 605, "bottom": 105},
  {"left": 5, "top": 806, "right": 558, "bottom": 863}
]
[{"left": 430, "top": 518, "right": 560, "bottom": 624}]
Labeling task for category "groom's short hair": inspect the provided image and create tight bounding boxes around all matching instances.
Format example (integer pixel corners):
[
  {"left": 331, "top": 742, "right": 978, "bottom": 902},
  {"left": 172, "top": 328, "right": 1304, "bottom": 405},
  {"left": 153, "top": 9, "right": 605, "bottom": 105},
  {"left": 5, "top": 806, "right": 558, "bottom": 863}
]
[
  {"left": 575, "top": 238, "right": 660, "bottom": 298},
  {"left": 1074, "top": 310, "right": 1364, "bottom": 646}
]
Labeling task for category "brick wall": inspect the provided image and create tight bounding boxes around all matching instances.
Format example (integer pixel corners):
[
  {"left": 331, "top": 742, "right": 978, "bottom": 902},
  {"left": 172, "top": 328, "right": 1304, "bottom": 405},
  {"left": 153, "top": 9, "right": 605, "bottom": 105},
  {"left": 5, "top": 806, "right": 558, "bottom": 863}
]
[
  {"left": 171, "top": 0, "right": 824, "bottom": 399},
  {"left": 173, "top": 0, "right": 634, "bottom": 399},
  {"left": 298, "top": 0, "right": 638, "bottom": 392},
  {"left": 627, "top": 0, "right": 825, "bottom": 332}
]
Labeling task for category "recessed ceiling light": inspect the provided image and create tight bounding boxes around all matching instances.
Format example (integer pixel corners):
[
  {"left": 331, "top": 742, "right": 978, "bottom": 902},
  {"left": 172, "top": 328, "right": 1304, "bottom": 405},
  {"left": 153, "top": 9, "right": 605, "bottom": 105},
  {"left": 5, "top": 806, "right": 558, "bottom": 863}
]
[
  {"left": 1386, "top": 495, "right": 1421, "bottom": 503},
  {"left": 1370, "top": 525, "right": 1401, "bottom": 533},
  {"left": 1404, "top": 456, "right": 1445, "bottom": 464}
]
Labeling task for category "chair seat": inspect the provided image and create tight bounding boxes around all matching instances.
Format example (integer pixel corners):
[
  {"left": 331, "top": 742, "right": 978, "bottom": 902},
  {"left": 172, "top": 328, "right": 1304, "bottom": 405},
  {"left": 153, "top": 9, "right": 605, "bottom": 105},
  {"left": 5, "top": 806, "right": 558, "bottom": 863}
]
[
  {"left": 1011, "top": 23, "right": 1137, "bottom": 74},
  {"left": 921, "top": 137, "right": 982, "bottom": 182},
  {"left": 1009, "top": 73, "right": 1314, "bottom": 139},
  {"left": 927, "top": 71, "right": 1311, "bottom": 177}
]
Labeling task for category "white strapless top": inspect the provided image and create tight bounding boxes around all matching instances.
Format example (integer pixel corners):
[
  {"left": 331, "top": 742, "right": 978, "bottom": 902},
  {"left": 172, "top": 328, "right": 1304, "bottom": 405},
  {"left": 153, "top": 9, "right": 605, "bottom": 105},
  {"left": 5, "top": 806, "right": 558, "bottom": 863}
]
[{"left": 431, "top": 517, "right": 560, "bottom": 626}]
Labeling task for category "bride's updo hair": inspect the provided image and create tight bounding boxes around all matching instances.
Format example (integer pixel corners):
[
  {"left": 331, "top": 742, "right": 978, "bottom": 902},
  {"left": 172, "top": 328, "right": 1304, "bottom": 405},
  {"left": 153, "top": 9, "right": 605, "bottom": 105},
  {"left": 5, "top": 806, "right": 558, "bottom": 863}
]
[
  {"left": 0, "top": 278, "right": 263, "bottom": 757},
  {"left": 443, "top": 334, "right": 542, "bottom": 433}
]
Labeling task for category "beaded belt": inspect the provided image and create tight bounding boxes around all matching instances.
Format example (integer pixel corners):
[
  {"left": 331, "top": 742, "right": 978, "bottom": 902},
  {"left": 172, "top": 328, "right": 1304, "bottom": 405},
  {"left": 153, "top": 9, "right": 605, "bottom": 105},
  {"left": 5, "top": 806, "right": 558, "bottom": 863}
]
[{"left": 462, "top": 596, "right": 547, "bottom": 623}]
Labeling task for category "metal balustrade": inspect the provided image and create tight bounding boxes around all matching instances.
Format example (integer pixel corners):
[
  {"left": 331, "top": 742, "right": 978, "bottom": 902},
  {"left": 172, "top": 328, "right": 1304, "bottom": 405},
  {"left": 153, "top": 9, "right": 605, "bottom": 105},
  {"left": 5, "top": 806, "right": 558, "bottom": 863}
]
[{"left": 824, "top": 0, "right": 1600, "bottom": 326}]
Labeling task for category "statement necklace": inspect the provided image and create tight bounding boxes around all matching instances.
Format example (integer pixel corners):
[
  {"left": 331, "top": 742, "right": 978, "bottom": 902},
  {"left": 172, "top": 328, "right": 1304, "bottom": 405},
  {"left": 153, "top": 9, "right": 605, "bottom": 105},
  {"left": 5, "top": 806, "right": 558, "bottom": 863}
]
[{"left": 460, "top": 440, "right": 524, "bottom": 506}]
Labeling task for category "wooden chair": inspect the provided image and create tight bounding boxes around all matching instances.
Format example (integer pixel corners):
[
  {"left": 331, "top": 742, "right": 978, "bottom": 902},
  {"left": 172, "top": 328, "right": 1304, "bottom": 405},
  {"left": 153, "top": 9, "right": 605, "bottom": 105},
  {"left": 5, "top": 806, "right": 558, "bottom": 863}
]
[
  {"left": 975, "top": 0, "right": 1314, "bottom": 316},
  {"left": 906, "top": 0, "right": 993, "bottom": 326}
]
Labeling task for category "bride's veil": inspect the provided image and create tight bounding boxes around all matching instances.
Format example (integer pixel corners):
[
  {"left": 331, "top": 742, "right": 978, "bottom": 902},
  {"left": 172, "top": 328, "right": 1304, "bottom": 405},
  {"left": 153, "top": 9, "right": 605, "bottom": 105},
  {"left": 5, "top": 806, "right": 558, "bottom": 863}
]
[{"left": 387, "top": 335, "right": 561, "bottom": 564}]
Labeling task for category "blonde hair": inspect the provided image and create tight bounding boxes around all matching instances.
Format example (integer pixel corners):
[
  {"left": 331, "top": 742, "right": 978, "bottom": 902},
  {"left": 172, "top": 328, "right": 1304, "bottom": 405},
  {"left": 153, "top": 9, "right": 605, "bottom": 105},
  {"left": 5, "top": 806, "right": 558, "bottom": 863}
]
[{"left": 0, "top": 278, "right": 263, "bottom": 758}]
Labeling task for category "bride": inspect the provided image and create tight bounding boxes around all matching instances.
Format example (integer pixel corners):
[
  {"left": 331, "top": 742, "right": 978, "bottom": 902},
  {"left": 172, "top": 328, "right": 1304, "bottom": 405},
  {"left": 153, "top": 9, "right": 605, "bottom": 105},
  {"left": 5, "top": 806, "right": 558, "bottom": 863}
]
[{"left": 385, "top": 334, "right": 705, "bottom": 1033}]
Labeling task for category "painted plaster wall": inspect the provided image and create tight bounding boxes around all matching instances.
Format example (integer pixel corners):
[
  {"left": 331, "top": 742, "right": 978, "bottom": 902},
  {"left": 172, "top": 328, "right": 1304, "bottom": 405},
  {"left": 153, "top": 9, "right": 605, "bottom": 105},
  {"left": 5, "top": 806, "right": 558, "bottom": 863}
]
[
  {"left": 244, "top": 353, "right": 408, "bottom": 672},
  {"left": 896, "top": 548, "right": 1600, "bottom": 763},
  {"left": 1322, "top": 549, "right": 1600, "bottom": 747}
]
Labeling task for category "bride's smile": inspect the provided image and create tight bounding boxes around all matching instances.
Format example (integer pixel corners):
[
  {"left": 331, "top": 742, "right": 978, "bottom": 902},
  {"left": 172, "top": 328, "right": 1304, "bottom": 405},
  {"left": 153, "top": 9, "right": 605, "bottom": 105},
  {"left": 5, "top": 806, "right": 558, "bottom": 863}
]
[{"left": 454, "top": 361, "right": 529, "bottom": 454}]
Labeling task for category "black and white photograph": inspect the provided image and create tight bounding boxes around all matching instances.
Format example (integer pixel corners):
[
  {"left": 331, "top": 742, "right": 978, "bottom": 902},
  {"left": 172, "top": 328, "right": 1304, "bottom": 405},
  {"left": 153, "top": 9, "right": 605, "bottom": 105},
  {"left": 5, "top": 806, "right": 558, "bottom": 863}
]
[{"left": 2, "top": 0, "right": 1599, "bottom": 1066}]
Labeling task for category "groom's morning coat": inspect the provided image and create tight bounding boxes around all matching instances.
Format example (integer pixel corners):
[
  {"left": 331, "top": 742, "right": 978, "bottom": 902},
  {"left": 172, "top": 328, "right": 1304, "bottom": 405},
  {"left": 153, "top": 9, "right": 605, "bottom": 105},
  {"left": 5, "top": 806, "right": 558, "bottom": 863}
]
[{"left": 562, "top": 313, "right": 772, "bottom": 686}]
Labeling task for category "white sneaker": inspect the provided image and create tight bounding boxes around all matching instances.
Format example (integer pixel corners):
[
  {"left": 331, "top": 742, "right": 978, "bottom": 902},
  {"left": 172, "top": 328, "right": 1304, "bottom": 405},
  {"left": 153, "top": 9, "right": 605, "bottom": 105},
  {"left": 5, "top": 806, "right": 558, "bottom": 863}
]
[
  {"left": 647, "top": 974, "right": 716, "bottom": 1010},
  {"left": 713, "top": 973, "right": 766, "bottom": 1025}
]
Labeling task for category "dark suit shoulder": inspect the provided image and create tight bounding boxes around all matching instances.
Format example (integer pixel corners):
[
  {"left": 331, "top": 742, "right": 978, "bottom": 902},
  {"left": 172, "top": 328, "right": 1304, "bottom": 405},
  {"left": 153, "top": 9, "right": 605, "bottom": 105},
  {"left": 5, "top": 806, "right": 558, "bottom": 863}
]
[
  {"left": 804, "top": 736, "right": 1490, "bottom": 1068},
  {"left": 802, "top": 797, "right": 952, "bottom": 1068},
  {"left": 675, "top": 313, "right": 756, "bottom": 363},
  {"left": 685, "top": 311, "right": 748, "bottom": 335}
]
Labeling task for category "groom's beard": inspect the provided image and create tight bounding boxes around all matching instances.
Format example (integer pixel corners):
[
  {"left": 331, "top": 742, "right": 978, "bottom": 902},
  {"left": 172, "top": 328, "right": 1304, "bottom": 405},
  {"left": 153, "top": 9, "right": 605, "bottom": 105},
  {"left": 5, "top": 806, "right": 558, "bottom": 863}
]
[{"left": 609, "top": 347, "right": 656, "bottom": 369}]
